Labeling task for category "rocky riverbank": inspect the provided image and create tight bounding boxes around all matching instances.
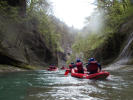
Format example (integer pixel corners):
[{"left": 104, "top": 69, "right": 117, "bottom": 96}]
[
  {"left": 0, "top": 64, "right": 47, "bottom": 73},
  {"left": 0, "top": 65, "right": 27, "bottom": 72}
]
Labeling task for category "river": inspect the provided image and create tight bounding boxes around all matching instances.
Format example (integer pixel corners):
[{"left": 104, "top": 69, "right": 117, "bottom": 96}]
[{"left": 0, "top": 66, "right": 133, "bottom": 100}]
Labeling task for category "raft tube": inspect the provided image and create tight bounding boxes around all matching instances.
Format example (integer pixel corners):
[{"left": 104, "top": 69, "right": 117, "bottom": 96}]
[
  {"left": 60, "top": 67, "right": 68, "bottom": 70},
  {"left": 65, "top": 68, "right": 87, "bottom": 73},
  {"left": 47, "top": 68, "right": 58, "bottom": 71},
  {"left": 71, "top": 69, "right": 109, "bottom": 79}
]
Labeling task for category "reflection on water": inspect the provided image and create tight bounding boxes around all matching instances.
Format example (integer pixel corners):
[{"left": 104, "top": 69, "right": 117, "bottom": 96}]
[{"left": 0, "top": 68, "right": 133, "bottom": 100}]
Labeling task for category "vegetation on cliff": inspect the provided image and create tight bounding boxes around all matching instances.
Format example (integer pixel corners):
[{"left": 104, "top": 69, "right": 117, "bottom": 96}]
[
  {"left": 69, "top": 0, "right": 133, "bottom": 64},
  {"left": 1, "top": 0, "right": 133, "bottom": 70},
  {"left": 0, "top": 0, "right": 75, "bottom": 69}
]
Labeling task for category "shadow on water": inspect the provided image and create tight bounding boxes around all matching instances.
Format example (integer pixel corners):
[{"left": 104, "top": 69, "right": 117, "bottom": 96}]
[{"left": 0, "top": 69, "right": 133, "bottom": 100}]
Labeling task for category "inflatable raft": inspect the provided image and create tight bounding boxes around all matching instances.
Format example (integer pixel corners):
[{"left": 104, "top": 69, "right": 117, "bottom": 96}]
[
  {"left": 60, "top": 67, "right": 68, "bottom": 70},
  {"left": 64, "top": 68, "right": 87, "bottom": 76},
  {"left": 71, "top": 69, "right": 109, "bottom": 79},
  {"left": 47, "top": 68, "right": 58, "bottom": 71}
]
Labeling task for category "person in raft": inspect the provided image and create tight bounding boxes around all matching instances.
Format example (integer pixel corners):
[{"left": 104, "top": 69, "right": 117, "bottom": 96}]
[
  {"left": 76, "top": 59, "right": 84, "bottom": 74},
  {"left": 86, "top": 58, "right": 101, "bottom": 74},
  {"left": 61, "top": 65, "right": 65, "bottom": 69},
  {"left": 49, "top": 64, "right": 56, "bottom": 69},
  {"left": 69, "top": 62, "right": 76, "bottom": 71}
]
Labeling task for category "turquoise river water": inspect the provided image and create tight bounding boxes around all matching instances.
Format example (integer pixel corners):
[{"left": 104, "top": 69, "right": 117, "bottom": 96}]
[{"left": 0, "top": 65, "right": 133, "bottom": 100}]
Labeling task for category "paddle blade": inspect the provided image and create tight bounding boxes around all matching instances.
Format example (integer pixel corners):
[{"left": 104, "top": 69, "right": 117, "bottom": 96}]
[{"left": 64, "top": 69, "right": 69, "bottom": 76}]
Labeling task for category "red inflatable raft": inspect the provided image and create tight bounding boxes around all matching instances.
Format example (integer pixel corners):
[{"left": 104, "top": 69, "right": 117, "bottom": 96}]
[
  {"left": 47, "top": 68, "right": 58, "bottom": 71},
  {"left": 60, "top": 67, "right": 68, "bottom": 70},
  {"left": 71, "top": 69, "right": 109, "bottom": 79}
]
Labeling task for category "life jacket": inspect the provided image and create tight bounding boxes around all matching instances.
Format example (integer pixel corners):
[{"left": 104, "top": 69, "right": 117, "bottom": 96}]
[
  {"left": 61, "top": 66, "right": 65, "bottom": 69},
  {"left": 76, "top": 62, "right": 83, "bottom": 71},
  {"left": 69, "top": 64, "right": 73, "bottom": 69},
  {"left": 87, "top": 61, "right": 98, "bottom": 72}
]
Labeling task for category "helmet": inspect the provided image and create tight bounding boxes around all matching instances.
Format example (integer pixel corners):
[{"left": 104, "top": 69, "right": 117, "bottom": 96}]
[
  {"left": 89, "top": 58, "right": 95, "bottom": 61},
  {"left": 71, "top": 62, "right": 74, "bottom": 64},
  {"left": 76, "top": 59, "right": 81, "bottom": 62}
]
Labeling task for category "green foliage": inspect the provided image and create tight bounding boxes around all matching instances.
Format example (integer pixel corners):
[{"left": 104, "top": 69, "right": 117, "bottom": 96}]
[
  {"left": 0, "top": 0, "right": 66, "bottom": 68},
  {"left": 0, "top": 1, "right": 21, "bottom": 22},
  {"left": 70, "top": 0, "right": 133, "bottom": 64},
  {"left": 71, "top": 33, "right": 105, "bottom": 61},
  {"left": 103, "top": 0, "right": 133, "bottom": 31},
  {"left": 66, "top": 53, "right": 76, "bottom": 65},
  {"left": 26, "top": 0, "right": 64, "bottom": 53}
]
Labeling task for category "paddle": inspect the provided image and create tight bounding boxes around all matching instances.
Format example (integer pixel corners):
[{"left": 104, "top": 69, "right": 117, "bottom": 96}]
[{"left": 64, "top": 69, "right": 70, "bottom": 76}]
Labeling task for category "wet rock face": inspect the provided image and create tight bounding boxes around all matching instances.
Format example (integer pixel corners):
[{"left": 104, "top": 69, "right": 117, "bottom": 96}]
[
  {"left": 120, "top": 17, "right": 133, "bottom": 34},
  {"left": 0, "top": 0, "right": 58, "bottom": 67},
  {"left": 0, "top": 18, "right": 57, "bottom": 67}
]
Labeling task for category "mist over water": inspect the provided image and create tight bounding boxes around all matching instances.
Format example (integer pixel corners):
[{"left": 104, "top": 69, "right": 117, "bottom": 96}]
[
  {"left": 81, "top": 10, "right": 105, "bottom": 37},
  {"left": 87, "top": 11, "right": 104, "bottom": 33}
]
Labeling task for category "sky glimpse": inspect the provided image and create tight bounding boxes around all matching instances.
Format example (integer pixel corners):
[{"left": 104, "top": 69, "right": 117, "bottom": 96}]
[{"left": 50, "top": 0, "right": 96, "bottom": 29}]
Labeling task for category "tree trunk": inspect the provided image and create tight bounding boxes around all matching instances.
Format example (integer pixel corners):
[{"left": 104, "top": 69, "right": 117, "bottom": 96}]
[{"left": 19, "top": 0, "right": 26, "bottom": 17}]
